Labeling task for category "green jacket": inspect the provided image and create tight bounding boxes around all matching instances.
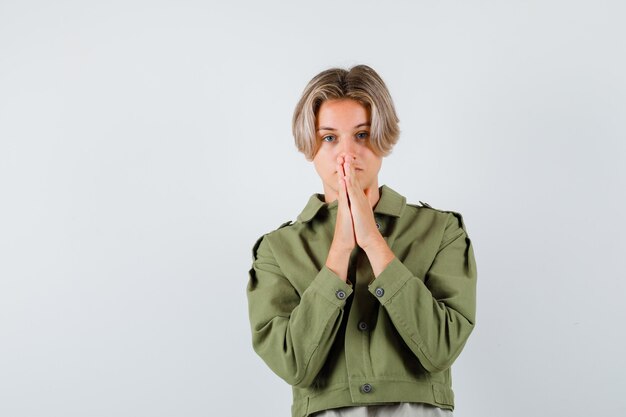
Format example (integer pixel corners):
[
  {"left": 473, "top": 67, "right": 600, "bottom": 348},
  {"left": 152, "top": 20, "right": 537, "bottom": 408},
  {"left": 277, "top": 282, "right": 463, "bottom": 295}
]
[{"left": 247, "top": 185, "right": 477, "bottom": 417}]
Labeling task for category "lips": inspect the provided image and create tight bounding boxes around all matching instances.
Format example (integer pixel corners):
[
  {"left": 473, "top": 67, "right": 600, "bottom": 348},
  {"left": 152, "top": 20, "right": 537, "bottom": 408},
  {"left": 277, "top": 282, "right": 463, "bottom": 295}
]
[{"left": 336, "top": 168, "right": 363, "bottom": 173}]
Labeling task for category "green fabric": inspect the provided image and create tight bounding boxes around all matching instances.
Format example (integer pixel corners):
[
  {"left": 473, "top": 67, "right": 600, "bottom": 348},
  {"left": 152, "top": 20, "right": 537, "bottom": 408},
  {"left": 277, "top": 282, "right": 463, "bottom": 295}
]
[{"left": 247, "top": 185, "right": 477, "bottom": 417}]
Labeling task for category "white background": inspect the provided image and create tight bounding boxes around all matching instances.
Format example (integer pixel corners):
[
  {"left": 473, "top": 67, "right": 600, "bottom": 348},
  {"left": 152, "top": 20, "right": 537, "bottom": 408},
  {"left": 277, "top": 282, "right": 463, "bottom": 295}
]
[{"left": 1, "top": 1, "right": 625, "bottom": 416}]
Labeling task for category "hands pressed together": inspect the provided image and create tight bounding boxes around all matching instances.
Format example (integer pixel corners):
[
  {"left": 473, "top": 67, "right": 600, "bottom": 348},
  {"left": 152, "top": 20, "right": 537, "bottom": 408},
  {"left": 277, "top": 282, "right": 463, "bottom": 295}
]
[{"left": 326, "top": 155, "right": 395, "bottom": 282}]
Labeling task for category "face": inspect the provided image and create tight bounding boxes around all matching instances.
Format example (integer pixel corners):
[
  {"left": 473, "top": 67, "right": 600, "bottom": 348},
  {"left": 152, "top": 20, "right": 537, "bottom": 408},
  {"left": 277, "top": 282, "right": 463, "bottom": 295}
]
[{"left": 313, "top": 99, "right": 382, "bottom": 202}]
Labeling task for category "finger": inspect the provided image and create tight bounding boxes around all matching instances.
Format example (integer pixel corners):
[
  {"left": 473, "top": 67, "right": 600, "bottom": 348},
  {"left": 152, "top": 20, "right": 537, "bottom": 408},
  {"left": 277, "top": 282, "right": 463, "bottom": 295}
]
[
  {"left": 339, "top": 175, "right": 348, "bottom": 205},
  {"left": 343, "top": 162, "right": 354, "bottom": 194},
  {"left": 344, "top": 166, "right": 359, "bottom": 207},
  {"left": 337, "top": 160, "right": 345, "bottom": 179},
  {"left": 337, "top": 163, "right": 350, "bottom": 205},
  {"left": 344, "top": 163, "right": 371, "bottom": 218},
  {"left": 343, "top": 159, "right": 360, "bottom": 196},
  {"left": 349, "top": 157, "right": 363, "bottom": 190},
  {"left": 343, "top": 161, "right": 354, "bottom": 193}
]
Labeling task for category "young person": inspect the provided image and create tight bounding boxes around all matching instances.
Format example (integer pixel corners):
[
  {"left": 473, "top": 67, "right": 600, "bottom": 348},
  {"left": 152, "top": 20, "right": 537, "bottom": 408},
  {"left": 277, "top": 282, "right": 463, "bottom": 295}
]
[{"left": 247, "top": 65, "right": 477, "bottom": 417}]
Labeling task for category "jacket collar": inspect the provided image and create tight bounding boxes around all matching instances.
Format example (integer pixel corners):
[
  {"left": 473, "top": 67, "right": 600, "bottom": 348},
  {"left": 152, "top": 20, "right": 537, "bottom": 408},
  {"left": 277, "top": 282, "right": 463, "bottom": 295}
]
[{"left": 297, "top": 184, "right": 407, "bottom": 223}]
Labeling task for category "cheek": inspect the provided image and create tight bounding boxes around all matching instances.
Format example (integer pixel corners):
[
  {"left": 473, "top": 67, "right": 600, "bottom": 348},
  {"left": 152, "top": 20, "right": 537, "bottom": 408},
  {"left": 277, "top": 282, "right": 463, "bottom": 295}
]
[
  {"left": 313, "top": 155, "right": 333, "bottom": 179},
  {"left": 314, "top": 151, "right": 335, "bottom": 170},
  {"left": 369, "top": 154, "right": 383, "bottom": 170}
]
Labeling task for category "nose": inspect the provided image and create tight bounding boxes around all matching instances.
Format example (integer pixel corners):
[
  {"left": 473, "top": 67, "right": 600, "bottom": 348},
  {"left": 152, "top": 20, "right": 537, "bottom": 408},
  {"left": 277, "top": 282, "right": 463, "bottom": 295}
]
[{"left": 338, "top": 136, "right": 357, "bottom": 158}]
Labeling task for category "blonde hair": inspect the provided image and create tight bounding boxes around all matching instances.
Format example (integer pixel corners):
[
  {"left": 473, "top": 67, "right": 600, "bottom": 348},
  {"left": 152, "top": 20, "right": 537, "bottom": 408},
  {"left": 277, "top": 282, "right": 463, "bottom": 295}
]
[{"left": 292, "top": 65, "right": 400, "bottom": 161}]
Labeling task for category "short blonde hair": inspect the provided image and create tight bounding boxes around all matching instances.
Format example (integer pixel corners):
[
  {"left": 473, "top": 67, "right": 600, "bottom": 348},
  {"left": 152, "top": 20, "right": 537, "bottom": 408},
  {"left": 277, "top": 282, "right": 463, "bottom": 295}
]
[{"left": 292, "top": 65, "right": 400, "bottom": 161}]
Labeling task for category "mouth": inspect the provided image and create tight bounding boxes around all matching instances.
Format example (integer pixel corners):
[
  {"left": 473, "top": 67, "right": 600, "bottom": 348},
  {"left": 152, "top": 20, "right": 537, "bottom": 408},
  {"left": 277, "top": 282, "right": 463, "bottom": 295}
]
[{"left": 336, "top": 168, "right": 363, "bottom": 173}]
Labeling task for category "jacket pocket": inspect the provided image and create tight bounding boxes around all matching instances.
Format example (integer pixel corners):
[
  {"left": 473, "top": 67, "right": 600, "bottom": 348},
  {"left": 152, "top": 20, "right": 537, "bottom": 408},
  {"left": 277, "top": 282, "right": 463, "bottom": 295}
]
[{"left": 432, "top": 383, "right": 454, "bottom": 407}]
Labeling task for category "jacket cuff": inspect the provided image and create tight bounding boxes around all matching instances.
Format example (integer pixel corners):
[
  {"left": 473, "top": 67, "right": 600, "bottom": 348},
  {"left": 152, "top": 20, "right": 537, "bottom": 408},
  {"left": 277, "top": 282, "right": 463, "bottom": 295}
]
[
  {"left": 368, "top": 257, "right": 414, "bottom": 305},
  {"left": 308, "top": 265, "right": 354, "bottom": 307}
]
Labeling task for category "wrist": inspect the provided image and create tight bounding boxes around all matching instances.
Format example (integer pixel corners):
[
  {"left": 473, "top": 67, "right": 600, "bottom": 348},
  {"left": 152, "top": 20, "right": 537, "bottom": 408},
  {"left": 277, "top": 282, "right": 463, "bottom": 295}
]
[
  {"left": 362, "top": 238, "right": 396, "bottom": 278},
  {"left": 327, "top": 239, "right": 355, "bottom": 281},
  {"left": 329, "top": 241, "right": 354, "bottom": 255},
  {"left": 360, "top": 234, "right": 388, "bottom": 253}
]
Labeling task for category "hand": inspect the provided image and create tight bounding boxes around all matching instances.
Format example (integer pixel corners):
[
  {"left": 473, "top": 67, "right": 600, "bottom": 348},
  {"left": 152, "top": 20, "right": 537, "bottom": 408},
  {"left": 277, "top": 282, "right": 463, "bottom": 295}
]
[
  {"left": 342, "top": 156, "right": 382, "bottom": 250},
  {"left": 343, "top": 155, "right": 395, "bottom": 277},
  {"left": 324, "top": 155, "right": 356, "bottom": 282},
  {"left": 333, "top": 155, "right": 356, "bottom": 252}
]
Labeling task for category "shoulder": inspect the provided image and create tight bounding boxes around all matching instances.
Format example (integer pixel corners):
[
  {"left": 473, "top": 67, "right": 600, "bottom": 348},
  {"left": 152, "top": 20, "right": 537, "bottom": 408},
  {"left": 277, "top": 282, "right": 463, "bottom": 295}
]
[
  {"left": 251, "top": 219, "right": 295, "bottom": 261},
  {"left": 405, "top": 200, "right": 471, "bottom": 237}
]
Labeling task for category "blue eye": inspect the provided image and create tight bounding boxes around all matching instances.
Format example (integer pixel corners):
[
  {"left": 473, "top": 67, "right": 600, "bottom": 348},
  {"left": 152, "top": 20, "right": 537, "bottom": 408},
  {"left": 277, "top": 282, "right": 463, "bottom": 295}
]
[
  {"left": 322, "top": 135, "right": 335, "bottom": 142},
  {"left": 356, "top": 132, "right": 369, "bottom": 140}
]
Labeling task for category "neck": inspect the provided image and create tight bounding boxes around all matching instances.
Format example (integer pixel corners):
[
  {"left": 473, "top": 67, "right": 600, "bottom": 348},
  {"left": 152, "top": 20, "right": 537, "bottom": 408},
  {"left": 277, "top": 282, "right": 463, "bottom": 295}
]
[{"left": 367, "top": 185, "right": 381, "bottom": 208}]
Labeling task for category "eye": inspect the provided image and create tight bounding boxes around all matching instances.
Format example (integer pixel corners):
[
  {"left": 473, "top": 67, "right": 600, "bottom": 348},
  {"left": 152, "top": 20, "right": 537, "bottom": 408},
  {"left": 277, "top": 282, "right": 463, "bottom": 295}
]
[
  {"left": 322, "top": 135, "right": 336, "bottom": 142},
  {"left": 356, "top": 131, "right": 369, "bottom": 140}
]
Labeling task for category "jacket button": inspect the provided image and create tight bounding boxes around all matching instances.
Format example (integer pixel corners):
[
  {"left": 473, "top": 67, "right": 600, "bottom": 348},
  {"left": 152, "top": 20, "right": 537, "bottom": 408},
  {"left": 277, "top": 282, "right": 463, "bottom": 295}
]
[
  {"left": 336, "top": 290, "right": 347, "bottom": 300},
  {"left": 361, "top": 383, "right": 373, "bottom": 393},
  {"left": 374, "top": 287, "right": 384, "bottom": 297},
  {"left": 358, "top": 322, "right": 368, "bottom": 331}
]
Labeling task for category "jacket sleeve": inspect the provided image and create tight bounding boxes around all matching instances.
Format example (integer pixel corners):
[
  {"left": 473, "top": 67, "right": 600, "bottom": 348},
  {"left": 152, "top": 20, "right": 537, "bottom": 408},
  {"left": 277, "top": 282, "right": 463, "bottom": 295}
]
[
  {"left": 246, "top": 233, "right": 353, "bottom": 388},
  {"left": 368, "top": 211, "right": 477, "bottom": 373}
]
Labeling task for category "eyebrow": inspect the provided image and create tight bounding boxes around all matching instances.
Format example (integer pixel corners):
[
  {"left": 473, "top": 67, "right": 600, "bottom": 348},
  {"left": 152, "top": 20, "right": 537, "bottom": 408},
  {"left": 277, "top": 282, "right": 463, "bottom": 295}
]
[{"left": 317, "top": 123, "right": 371, "bottom": 132}]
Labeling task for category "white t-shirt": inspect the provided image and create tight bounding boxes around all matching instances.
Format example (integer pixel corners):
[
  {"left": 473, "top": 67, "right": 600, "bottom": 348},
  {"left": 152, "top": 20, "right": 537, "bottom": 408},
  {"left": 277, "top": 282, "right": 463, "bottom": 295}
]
[{"left": 311, "top": 402, "right": 453, "bottom": 417}]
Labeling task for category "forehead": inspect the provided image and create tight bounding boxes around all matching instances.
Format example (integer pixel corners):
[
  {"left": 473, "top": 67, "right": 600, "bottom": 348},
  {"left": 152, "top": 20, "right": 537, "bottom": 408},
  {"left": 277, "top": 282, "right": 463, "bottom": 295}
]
[{"left": 316, "top": 99, "right": 370, "bottom": 127}]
